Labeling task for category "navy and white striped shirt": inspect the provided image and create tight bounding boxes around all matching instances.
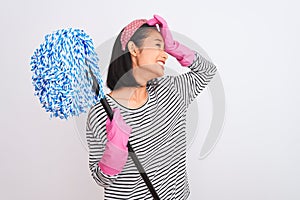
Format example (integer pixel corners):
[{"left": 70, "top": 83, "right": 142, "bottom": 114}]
[{"left": 86, "top": 52, "right": 217, "bottom": 199}]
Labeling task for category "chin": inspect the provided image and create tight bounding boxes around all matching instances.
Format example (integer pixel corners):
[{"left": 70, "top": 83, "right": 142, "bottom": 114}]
[
  {"left": 156, "top": 71, "right": 164, "bottom": 78},
  {"left": 157, "top": 68, "right": 165, "bottom": 77}
]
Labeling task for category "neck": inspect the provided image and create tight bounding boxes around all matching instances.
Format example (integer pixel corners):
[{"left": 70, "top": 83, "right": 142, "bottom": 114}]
[{"left": 109, "top": 86, "right": 148, "bottom": 109}]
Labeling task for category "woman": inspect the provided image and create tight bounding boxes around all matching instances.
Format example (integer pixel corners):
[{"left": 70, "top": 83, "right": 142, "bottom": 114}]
[{"left": 86, "top": 14, "right": 217, "bottom": 199}]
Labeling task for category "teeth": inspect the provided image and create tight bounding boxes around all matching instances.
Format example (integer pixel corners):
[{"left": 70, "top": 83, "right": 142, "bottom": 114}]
[{"left": 157, "top": 61, "right": 164, "bottom": 67}]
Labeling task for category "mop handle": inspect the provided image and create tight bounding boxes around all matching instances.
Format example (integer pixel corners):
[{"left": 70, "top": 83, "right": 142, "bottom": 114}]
[{"left": 100, "top": 98, "right": 160, "bottom": 200}]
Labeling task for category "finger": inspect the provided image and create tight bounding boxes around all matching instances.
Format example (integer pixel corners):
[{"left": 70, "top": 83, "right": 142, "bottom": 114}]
[
  {"left": 147, "top": 18, "right": 159, "bottom": 26},
  {"left": 153, "top": 14, "right": 168, "bottom": 27}
]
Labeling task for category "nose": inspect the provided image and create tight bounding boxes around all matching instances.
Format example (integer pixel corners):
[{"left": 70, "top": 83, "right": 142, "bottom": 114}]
[{"left": 160, "top": 50, "right": 168, "bottom": 61}]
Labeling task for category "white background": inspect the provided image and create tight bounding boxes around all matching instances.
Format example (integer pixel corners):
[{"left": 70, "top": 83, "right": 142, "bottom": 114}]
[{"left": 1, "top": 0, "right": 299, "bottom": 199}]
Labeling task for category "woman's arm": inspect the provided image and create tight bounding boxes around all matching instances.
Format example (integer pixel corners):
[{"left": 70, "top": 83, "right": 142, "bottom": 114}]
[
  {"left": 86, "top": 116, "right": 118, "bottom": 188},
  {"left": 86, "top": 105, "right": 125, "bottom": 188},
  {"left": 172, "top": 51, "right": 217, "bottom": 108},
  {"left": 148, "top": 15, "right": 217, "bottom": 108}
]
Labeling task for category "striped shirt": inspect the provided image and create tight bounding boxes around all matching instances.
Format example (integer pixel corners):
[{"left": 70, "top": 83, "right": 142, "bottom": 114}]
[{"left": 86, "top": 52, "right": 217, "bottom": 199}]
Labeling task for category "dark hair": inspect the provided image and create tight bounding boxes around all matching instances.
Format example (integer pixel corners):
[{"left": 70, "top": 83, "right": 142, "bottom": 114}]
[{"left": 106, "top": 23, "right": 158, "bottom": 90}]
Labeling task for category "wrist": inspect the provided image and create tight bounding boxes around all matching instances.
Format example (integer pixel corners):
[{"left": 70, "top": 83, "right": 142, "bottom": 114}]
[{"left": 99, "top": 141, "right": 128, "bottom": 175}]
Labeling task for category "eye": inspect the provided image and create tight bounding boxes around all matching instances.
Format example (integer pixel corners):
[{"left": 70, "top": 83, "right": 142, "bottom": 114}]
[{"left": 156, "top": 43, "right": 161, "bottom": 48}]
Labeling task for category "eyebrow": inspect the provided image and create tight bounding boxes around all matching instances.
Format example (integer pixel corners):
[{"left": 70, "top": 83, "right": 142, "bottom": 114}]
[{"left": 154, "top": 38, "right": 163, "bottom": 42}]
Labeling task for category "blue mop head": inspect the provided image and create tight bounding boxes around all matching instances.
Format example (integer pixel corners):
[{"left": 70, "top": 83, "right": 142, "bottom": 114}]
[{"left": 30, "top": 28, "right": 105, "bottom": 119}]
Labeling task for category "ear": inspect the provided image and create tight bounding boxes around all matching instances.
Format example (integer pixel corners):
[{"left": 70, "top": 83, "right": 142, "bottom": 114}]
[{"left": 128, "top": 41, "right": 138, "bottom": 56}]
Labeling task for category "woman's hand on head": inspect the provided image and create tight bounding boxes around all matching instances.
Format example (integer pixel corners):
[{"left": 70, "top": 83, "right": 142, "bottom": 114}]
[
  {"left": 147, "top": 14, "right": 195, "bottom": 67},
  {"left": 147, "top": 14, "right": 174, "bottom": 52}
]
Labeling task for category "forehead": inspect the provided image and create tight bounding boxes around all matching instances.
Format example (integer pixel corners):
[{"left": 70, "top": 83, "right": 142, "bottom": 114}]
[{"left": 143, "top": 29, "right": 164, "bottom": 43}]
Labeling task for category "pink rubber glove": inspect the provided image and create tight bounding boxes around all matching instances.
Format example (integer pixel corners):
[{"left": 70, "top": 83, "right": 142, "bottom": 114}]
[
  {"left": 99, "top": 108, "right": 132, "bottom": 176},
  {"left": 147, "top": 14, "right": 195, "bottom": 67}
]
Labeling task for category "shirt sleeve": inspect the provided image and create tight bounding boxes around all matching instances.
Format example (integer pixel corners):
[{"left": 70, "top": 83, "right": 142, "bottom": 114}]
[
  {"left": 171, "top": 51, "right": 218, "bottom": 108},
  {"left": 86, "top": 105, "right": 118, "bottom": 188}
]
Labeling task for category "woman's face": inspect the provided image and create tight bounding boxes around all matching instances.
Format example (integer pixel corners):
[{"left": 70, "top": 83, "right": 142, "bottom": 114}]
[{"left": 131, "top": 29, "right": 168, "bottom": 84}]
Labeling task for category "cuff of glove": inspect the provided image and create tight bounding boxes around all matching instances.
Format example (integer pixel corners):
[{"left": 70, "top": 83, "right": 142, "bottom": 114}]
[
  {"left": 168, "top": 41, "right": 195, "bottom": 67},
  {"left": 99, "top": 141, "right": 128, "bottom": 176},
  {"left": 177, "top": 50, "right": 195, "bottom": 67},
  {"left": 99, "top": 162, "right": 120, "bottom": 176}
]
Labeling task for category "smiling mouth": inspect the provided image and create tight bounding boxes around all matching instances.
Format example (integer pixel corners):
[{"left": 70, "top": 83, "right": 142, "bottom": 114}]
[{"left": 157, "top": 61, "right": 165, "bottom": 69}]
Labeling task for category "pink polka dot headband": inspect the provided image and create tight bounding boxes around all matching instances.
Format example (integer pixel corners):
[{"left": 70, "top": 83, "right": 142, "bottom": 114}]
[{"left": 120, "top": 19, "right": 147, "bottom": 51}]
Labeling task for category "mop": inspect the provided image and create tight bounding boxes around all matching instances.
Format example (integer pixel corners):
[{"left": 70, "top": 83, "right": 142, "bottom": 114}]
[{"left": 30, "top": 28, "right": 159, "bottom": 199}]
